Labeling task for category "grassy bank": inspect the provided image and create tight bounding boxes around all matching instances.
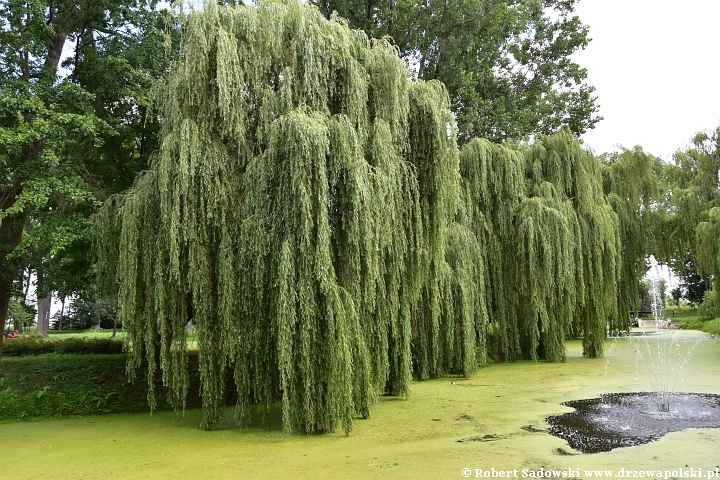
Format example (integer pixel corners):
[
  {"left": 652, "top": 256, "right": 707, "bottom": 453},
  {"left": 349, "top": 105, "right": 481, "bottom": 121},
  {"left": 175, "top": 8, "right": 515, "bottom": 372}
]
[
  {"left": 700, "top": 317, "right": 720, "bottom": 334},
  {"left": 0, "top": 354, "right": 217, "bottom": 420},
  {"left": 671, "top": 306, "right": 720, "bottom": 334},
  {"left": 0, "top": 354, "right": 164, "bottom": 419}
]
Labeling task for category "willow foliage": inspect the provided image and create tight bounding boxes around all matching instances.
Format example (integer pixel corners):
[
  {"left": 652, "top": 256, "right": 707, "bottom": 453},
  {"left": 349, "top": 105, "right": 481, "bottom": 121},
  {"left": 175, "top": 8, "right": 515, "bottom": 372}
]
[
  {"left": 458, "top": 131, "right": 620, "bottom": 361},
  {"left": 526, "top": 133, "right": 620, "bottom": 358},
  {"left": 95, "top": 1, "right": 624, "bottom": 433},
  {"left": 94, "top": 0, "right": 451, "bottom": 433},
  {"left": 407, "top": 81, "right": 477, "bottom": 379},
  {"left": 458, "top": 139, "right": 523, "bottom": 360},
  {"left": 665, "top": 129, "right": 720, "bottom": 295},
  {"left": 696, "top": 207, "right": 720, "bottom": 294},
  {"left": 600, "top": 148, "right": 660, "bottom": 332}
]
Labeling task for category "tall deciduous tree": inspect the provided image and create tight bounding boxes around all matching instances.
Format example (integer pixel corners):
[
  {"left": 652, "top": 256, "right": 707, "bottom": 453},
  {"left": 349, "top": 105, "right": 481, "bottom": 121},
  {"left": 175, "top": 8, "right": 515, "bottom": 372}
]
[
  {"left": 1, "top": 0, "right": 176, "bottom": 349},
  {"left": 313, "top": 0, "right": 601, "bottom": 143},
  {"left": 0, "top": 0, "right": 102, "bottom": 350},
  {"left": 657, "top": 128, "right": 720, "bottom": 304}
]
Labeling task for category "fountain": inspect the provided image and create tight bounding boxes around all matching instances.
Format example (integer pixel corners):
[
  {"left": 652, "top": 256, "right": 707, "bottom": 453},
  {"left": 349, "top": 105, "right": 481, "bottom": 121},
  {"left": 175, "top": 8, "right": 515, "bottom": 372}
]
[{"left": 546, "top": 265, "right": 720, "bottom": 453}]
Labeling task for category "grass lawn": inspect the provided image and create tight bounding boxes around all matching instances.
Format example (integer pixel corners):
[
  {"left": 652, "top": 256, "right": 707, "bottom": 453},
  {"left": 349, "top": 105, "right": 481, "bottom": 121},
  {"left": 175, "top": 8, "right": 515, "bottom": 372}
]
[
  {"left": 47, "top": 329, "right": 127, "bottom": 340},
  {"left": 665, "top": 305, "right": 720, "bottom": 334},
  {"left": 45, "top": 329, "right": 200, "bottom": 350}
]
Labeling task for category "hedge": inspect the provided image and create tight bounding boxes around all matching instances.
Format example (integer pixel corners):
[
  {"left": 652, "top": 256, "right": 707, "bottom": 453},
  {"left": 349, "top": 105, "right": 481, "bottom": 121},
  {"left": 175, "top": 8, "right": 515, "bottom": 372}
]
[{"left": 1, "top": 337, "right": 124, "bottom": 356}]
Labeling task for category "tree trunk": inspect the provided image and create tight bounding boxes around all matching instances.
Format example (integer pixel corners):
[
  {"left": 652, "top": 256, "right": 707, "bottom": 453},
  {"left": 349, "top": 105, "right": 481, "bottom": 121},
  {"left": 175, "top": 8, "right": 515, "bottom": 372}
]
[
  {"left": 58, "top": 296, "right": 65, "bottom": 331},
  {"left": 0, "top": 210, "right": 25, "bottom": 359},
  {"left": 21, "top": 268, "right": 32, "bottom": 329},
  {"left": 42, "top": 32, "right": 67, "bottom": 79},
  {"left": 0, "top": 277, "right": 13, "bottom": 361},
  {"left": 36, "top": 293, "right": 51, "bottom": 337},
  {"left": 94, "top": 285, "right": 101, "bottom": 331}
]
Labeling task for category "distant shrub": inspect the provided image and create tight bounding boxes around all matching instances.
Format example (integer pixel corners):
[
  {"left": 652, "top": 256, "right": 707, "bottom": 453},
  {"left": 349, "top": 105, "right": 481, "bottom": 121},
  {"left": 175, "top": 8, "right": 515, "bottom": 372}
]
[
  {"left": 698, "top": 290, "right": 718, "bottom": 321},
  {"left": 1, "top": 337, "right": 55, "bottom": 356},
  {"left": 676, "top": 317, "right": 702, "bottom": 330},
  {"left": 701, "top": 318, "right": 720, "bottom": 336},
  {"left": 54, "top": 338, "right": 124, "bottom": 355}
]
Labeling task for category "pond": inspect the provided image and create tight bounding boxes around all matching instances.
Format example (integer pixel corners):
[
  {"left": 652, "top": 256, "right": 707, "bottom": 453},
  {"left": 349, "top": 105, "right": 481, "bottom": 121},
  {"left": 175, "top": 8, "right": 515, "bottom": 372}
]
[{"left": 2, "top": 331, "right": 719, "bottom": 479}]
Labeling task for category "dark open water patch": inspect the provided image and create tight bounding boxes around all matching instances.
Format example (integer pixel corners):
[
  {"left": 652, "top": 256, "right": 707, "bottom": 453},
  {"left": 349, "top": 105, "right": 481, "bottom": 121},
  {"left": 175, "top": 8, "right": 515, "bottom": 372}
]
[{"left": 546, "top": 392, "right": 720, "bottom": 453}]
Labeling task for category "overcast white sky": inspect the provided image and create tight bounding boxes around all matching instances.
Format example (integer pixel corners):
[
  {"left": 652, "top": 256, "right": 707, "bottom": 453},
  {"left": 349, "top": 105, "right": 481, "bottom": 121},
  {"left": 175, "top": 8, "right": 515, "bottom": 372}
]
[{"left": 572, "top": 0, "right": 720, "bottom": 161}]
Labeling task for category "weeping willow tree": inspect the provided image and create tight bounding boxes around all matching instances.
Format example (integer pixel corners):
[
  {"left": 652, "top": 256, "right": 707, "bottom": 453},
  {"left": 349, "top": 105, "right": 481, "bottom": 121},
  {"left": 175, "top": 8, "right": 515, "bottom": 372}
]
[
  {"left": 599, "top": 147, "right": 660, "bottom": 332},
  {"left": 657, "top": 128, "right": 720, "bottom": 310},
  {"left": 525, "top": 134, "right": 621, "bottom": 357},
  {"left": 94, "top": 0, "right": 478, "bottom": 433},
  {"left": 458, "top": 139, "right": 524, "bottom": 360},
  {"left": 696, "top": 207, "right": 720, "bottom": 323},
  {"left": 458, "top": 131, "right": 621, "bottom": 361},
  {"left": 406, "top": 81, "right": 489, "bottom": 379}
]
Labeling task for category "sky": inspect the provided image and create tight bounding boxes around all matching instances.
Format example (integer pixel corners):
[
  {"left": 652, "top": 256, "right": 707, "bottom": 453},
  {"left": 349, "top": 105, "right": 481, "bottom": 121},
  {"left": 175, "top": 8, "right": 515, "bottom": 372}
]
[{"left": 572, "top": 0, "right": 720, "bottom": 162}]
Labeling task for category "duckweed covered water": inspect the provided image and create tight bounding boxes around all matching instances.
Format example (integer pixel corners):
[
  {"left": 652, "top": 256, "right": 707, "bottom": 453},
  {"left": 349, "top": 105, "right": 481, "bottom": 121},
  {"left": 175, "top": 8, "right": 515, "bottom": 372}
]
[{"left": 1, "top": 332, "right": 719, "bottom": 479}]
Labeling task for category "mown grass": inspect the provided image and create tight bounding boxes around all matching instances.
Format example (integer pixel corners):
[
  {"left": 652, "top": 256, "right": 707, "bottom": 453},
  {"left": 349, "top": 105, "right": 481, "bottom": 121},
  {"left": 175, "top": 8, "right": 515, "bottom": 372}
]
[
  {"left": 47, "top": 329, "right": 127, "bottom": 340},
  {"left": 45, "top": 329, "right": 200, "bottom": 350}
]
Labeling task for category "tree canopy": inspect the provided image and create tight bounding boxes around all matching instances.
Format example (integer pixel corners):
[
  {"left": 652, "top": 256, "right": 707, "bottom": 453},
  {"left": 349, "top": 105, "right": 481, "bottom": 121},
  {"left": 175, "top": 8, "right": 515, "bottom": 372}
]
[
  {"left": 313, "top": 0, "right": 601, "bottom": 143},
  {"left": 647, "top": 128, "right": 720, "bottom": 310},
  {"left": 599, "top": 147, "right": 660, "bottom": 328}
]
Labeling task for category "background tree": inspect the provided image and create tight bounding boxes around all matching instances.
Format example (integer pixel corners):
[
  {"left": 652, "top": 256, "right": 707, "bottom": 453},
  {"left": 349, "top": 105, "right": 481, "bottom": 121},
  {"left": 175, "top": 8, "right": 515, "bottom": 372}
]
[
  {"left": 0, "top": 0, "right": 177, "bottom": 350},
  {"left": 637, "top": 280, "right": 651, "bottom": 313},
  {"left": 637, "top": 277, "right": 666, "bottom": 315},
  {"left": 657, "top": 277, "right": 667, "bottom": 308},
  {"left": 657, "top": 128, "right": 720, "bottom": 313},
  {"left": 313, "top": 0, "right": 601, "bottom": 143},
  {"left": 673, "top": 255, "right": 710, "bottom": 306},
  {"left": 670, "top": 285, "right": 682, "bottom": 307},
  {"left": 51, "top": 293, "right": 119, "bottom": 331},
  {"left": 6, "top": 296, "right": 34, "bottom": 332}
]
